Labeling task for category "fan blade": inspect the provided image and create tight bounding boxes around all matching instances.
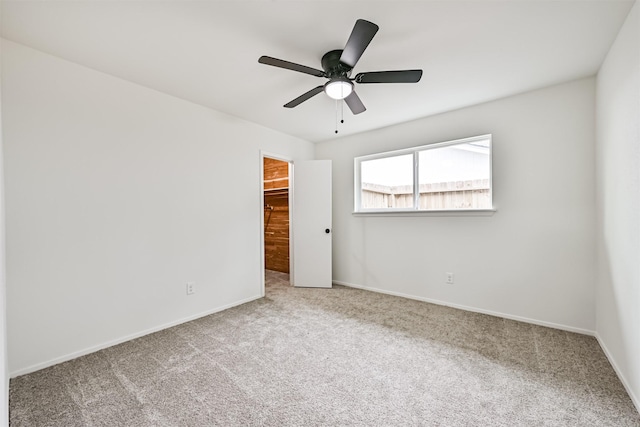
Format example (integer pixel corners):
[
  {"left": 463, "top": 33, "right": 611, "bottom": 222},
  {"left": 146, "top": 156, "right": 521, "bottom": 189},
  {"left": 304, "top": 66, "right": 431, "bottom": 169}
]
[
  {"left": 259, "top": 56, "right": 325, "bottom": 77},
  {"left": 340, "top": 19, "right": 379, "bottom": 68},
  {"left": 284, "top": 86, "right": 325, "bottom": 108},
  {"left": 344, "top": 91, "right": 366, "bottom": 115},
  {"left": 355, "top": 70, "right": 423, "bottom": 84}
]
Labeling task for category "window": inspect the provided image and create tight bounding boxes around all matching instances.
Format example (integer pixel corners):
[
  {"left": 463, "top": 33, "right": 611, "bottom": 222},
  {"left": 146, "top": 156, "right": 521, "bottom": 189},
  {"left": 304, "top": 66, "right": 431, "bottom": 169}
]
[{"left": 355, "top": 135, "right": 492, "bottom": 213}]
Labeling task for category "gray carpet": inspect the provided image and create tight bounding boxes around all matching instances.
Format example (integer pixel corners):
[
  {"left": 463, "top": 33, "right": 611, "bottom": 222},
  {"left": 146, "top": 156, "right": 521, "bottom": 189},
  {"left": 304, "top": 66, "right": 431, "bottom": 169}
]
[{"left": 9, "top": 270, "right": 640, "bottom": 426}]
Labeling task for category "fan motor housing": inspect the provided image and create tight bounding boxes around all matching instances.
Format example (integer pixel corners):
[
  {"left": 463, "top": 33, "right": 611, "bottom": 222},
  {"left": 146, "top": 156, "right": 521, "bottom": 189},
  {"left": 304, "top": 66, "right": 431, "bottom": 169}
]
[{"left": 321, "top": 50, "right": 352, "bottom": 78}]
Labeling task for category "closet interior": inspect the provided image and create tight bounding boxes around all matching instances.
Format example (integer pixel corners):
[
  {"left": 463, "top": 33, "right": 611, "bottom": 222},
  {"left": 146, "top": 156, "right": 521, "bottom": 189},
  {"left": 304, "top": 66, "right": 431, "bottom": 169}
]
[{"left": 263, "top": 157, "right": 290, "bottom": 273}]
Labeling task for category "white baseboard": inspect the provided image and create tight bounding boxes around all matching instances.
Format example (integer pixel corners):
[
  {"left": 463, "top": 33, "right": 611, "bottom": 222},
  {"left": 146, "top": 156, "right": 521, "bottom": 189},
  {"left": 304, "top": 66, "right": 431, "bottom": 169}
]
[
  {"left": 2, "top": 375, "right": 7, "bottom": 427},
  {"left": 595, "top": 333, "right": 640, "bottom": 414},
  {"left": 10, "top": 294, "right": 262, "bottom": 378},
  {"left": 332, "top": 280, "right": 595, "bottom": 336}
]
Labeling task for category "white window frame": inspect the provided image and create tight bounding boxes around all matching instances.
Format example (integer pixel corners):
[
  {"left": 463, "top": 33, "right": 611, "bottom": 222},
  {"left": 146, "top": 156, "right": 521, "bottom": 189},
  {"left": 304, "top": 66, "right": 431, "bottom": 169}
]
[{"left": 354, "top": 134, "right": 495, "bottom": 215}]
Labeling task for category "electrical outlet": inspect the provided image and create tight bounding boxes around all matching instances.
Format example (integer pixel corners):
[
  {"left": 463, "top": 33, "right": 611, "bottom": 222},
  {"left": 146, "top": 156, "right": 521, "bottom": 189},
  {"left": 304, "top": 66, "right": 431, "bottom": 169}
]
[
  {"left": 446, "top": 273, "right": 454, "bottom": 285},
  {"left": 186, "top": 282, "right": 196, "bottom": 295}
]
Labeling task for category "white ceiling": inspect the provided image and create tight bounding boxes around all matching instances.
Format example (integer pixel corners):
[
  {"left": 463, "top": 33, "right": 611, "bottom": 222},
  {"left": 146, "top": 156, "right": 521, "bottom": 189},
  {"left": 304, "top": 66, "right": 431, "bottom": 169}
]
[{"left": 1, "top": 1, "right": 634, "bottom": 143}]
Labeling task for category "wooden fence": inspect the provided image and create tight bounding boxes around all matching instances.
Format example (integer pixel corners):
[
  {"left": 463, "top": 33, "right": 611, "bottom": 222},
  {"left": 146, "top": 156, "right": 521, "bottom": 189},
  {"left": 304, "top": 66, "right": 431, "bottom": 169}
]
[{"left": 362, "top": 179, "right": 490, "bottom": 209}]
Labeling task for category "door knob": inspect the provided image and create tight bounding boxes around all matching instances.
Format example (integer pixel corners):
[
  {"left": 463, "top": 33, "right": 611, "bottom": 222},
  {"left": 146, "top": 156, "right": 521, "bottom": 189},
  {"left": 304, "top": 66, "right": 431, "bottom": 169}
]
[{"left": 325, "top": 228, "right": 331, "bottom": 234}]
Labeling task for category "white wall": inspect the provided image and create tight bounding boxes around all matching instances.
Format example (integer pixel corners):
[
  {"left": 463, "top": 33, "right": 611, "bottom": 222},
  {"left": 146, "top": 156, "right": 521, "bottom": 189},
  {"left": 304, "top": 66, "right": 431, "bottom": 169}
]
[
  {"left": 316, "top": 78, "right": 597, "bottom": 332},
  {"left": 2, "top": 39, "right": 314, "bottom": 375},
  {"left": 0, "top": 23, "right": 9, "bottom": 427},
  {"left": 595, "top": 1, "right": 640, "bottom": 411}
]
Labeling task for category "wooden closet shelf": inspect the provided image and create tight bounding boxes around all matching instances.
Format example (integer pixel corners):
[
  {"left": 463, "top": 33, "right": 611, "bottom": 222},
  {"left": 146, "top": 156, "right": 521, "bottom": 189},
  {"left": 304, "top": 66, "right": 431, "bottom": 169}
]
[{"left": 264, "top": 187, "right": 289, "bottom": 196}]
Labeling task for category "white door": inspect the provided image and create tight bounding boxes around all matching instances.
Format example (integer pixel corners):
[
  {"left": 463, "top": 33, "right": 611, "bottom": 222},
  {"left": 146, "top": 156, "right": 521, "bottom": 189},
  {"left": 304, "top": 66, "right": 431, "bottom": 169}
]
[{"left": 292, "top": 160, "right": 332, "bottom": 288}]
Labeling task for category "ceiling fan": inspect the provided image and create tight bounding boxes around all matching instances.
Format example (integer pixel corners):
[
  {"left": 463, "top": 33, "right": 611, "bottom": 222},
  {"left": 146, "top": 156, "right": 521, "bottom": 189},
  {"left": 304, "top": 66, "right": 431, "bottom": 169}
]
[{"left": 258, "top": 19, "right": 423, "bottom": 115}]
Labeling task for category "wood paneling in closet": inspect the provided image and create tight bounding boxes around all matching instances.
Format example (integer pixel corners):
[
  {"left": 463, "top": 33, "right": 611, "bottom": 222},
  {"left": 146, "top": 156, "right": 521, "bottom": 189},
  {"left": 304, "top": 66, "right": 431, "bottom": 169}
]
[{"left": 264, "top": 158, "right": 289, "bottom": 273}]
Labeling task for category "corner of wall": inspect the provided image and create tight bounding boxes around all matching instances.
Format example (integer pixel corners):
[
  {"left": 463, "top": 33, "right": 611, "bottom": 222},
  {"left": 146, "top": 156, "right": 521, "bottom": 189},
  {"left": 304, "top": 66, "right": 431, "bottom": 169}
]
[{"left": 1, "top": 36, "right": 10, "bottom": 427}]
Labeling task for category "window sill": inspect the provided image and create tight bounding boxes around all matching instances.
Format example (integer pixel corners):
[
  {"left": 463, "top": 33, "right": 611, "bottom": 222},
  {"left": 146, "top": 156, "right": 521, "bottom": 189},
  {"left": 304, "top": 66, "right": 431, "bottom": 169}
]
[{"left": 352, "top": 208, "right": 497, "bottom": 217}]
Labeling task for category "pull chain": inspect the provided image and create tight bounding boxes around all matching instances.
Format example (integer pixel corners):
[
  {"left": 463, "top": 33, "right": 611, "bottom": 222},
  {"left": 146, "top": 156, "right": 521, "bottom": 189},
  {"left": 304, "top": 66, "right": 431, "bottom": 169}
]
[{"left": 334, "top": 100, "right": 346, "bottom": 134}]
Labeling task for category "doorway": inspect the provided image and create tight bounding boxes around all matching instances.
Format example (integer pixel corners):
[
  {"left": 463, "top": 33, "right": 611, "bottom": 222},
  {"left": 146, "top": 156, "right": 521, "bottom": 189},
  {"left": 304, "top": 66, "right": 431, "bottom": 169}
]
[
  {"left": 260, "top": 155, "right": 333, "bottom": 294},
  {"left": 262, "top": 156, "right": 292, "bottom": 292}
]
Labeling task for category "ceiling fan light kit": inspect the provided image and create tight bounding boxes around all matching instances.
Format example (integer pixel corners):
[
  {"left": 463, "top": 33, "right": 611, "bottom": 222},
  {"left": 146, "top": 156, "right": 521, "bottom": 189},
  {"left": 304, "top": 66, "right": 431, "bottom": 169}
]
[
  {"left": 324, "top": 78, "right": 353, "bottom": 100},
  {"left": 258, "top": 18, "right": 423, "bottom": 126}
]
